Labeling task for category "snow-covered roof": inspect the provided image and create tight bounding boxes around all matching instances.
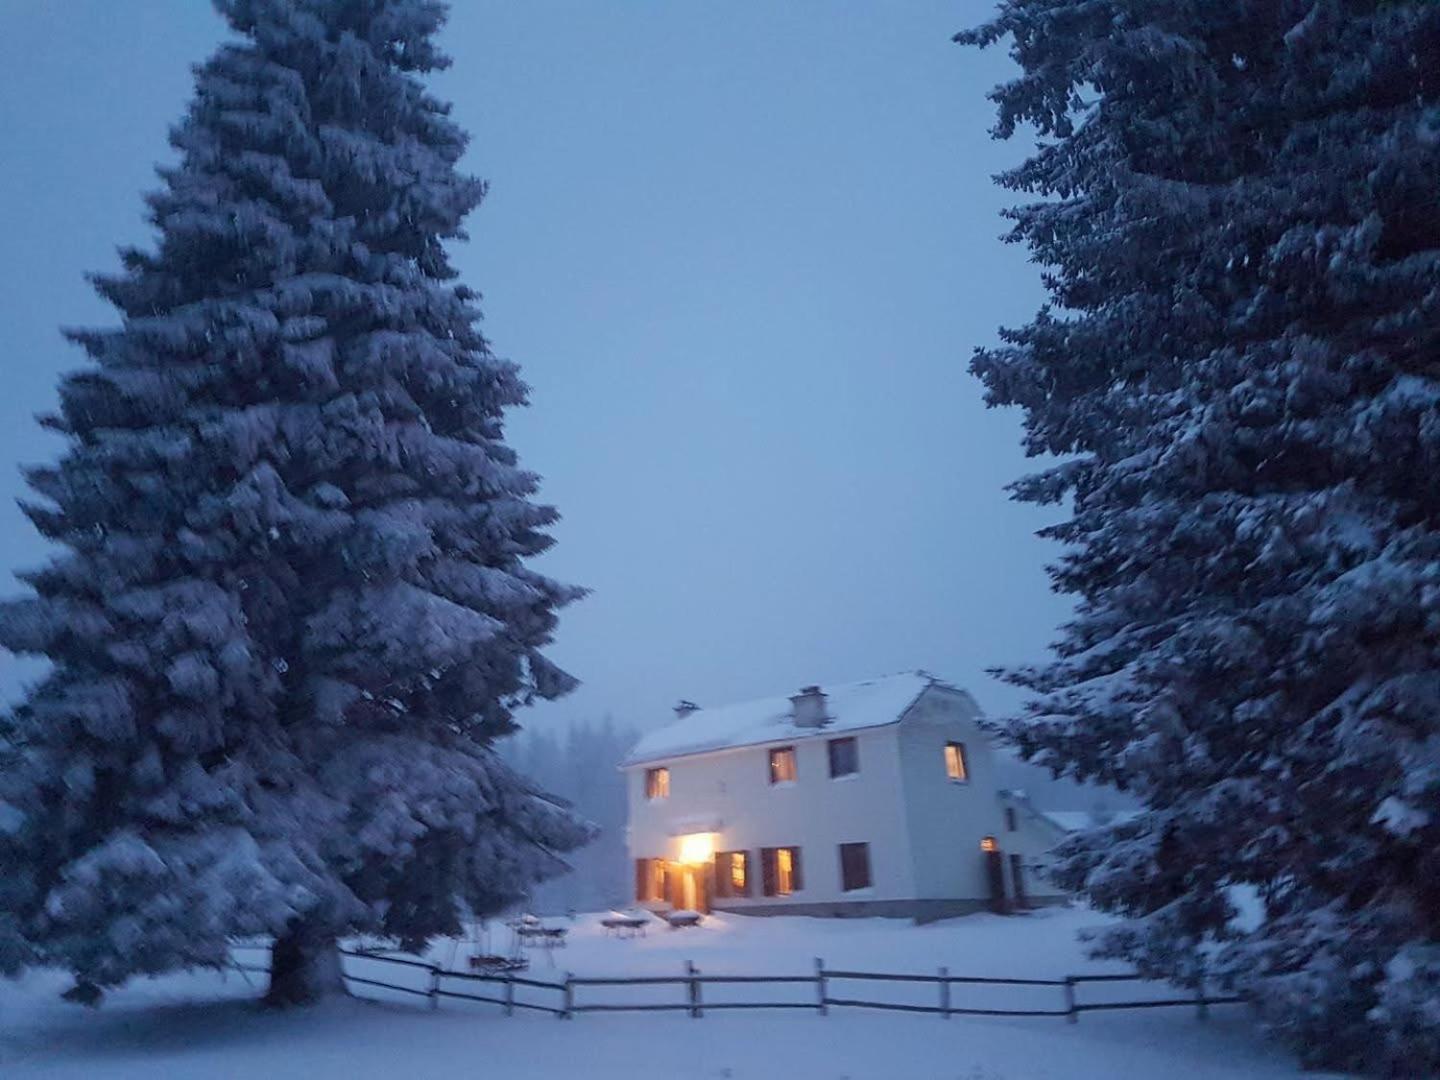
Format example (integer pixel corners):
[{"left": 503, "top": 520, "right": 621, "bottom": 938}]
[
  {"left": 1042, "top": 810, "right": 1142, "bottom": 833},
  {"left": 622, "top": 671, "right": 948, "bottom": 767}
]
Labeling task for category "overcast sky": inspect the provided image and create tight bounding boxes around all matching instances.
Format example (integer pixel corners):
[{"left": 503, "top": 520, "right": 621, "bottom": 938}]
[{"left": 0, "top": 1, "right": 1070, "bottom": 737}]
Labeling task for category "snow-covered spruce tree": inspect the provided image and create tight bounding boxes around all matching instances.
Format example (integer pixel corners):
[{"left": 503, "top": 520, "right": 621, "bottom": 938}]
[
  {"left": 959, "top": 2, "right": 1439, "bottom": 1073},
  {"left": 0, "top": 0, "right": 592, "bottom": 1006}
]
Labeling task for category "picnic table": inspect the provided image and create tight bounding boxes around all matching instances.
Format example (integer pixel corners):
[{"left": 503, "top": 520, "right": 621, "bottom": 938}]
[
  {"left": 663, "top": 909, "right": 703, "bottom": 929},
  {"left": 467, "top": 953, "right": 529, "bottom": 973},
  {"left": 600, "top": 912, "right": 649, "bottom": 938},
  {"left": 514, "top": 923, "right": 568, "bottom": 948}
]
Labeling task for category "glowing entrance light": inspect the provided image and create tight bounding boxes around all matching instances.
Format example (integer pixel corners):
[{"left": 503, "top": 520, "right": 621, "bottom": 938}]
[
  {"left": 980, "top": 836, "right": 999, "bottom": 853},
  {"left": 678, "top": 832, "right": 716, "bottom": 864}
]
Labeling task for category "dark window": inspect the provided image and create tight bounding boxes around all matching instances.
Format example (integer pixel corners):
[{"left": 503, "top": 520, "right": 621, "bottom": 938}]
[
  {"left": 1004, "top": 806, "right": 1017, "bottom": 832},
  {"left": 838, "top": 842, "right": 872, "bottom": 892},
  {"left": 644, "top": 767, "right": 669, "bottom": 799},
  {"left": 634, "top": 858, "right": 668, "bottom": 903},
  {"left": 760, "top": 846, "right": 803, "bottom": 896},
  {"left": 827, "top": 736, "right": 859, "bottom": 778},
  {"left": 768, "top": 746, "right": 797, "bottom": 784},
  {"left": 713, "top": 851, "right": 750, "bottom": 899},
  {"left": 944, "top": 742, "right": 969, "bottom": 782}
]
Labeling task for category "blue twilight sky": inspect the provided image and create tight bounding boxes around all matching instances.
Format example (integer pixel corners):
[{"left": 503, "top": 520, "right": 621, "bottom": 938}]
[{"left": 0, "top": 1, "right": 1070, "bottom": 736}]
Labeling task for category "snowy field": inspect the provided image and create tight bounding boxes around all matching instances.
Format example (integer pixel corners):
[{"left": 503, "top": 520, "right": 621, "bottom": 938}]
[{"left": 1, "top": 907, "right": 1341, "bottom": 1079}]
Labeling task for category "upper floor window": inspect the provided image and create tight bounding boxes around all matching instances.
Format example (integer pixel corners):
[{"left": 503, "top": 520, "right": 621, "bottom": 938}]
[
  {"left": 944, "top": 742, "right": 969, "bottom": 782},
  {"left": 760, "top": 846, "right": 802, "bottom": 896},
  {"left": 644, "top": 766, "right": 670, "bottom": 800},
  {"left": 768, "top": 746, "right": 797, "bottom": 784},
  {"left": 1004, "top": 806, "right": 1017, "bottom": 832},
  {"left": 839, "top": 842, "right": 872, "bottom": 892},
  {"left": 827, "top": 736, "right": 859, "bottom": 778}
]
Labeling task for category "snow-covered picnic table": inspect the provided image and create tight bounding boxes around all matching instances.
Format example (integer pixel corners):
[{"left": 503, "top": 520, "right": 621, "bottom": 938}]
[
  {"left": 511, "top": 919, "right": 568, "bottom": 948},
  {"left": 599, "top": 912, "right": 649, "bottom": 938}
]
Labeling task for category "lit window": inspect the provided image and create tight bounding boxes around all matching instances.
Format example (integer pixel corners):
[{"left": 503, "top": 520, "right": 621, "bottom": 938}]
[
  {"left": 761, "top": 846, "right": 802, "bottom": 895},
  {"left": 777, "top": 848, "right": 795, "bottom": 894},
  {"left": 944, "top": 742, "right": 968, "bottom": 782},
  {"left": 839, "top": 842, "right": 871, "bottom": 892},
  {"left": 645, "top": 767, "right": 669, "bottom": 800},
  {"left": 635, "top": 857, "right": 668, "bottom": 902},
  {"left": 715, "top": 851, "right": 750, "bottom": 898},
  {"left": 768, "top": 746, "right": 797, "bottom": 784},
  {"left": 827, "top": 736, "right": 858, "bottom": 778}
]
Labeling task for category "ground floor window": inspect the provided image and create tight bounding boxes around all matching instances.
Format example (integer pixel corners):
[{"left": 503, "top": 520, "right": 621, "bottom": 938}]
[
  {"left": 634, "top": 857, "right": 668, "bottom": 903},
  {"left": 714, "top": 850, "right": 750, "bottom": 898},
  {"left": 760, "top": 846, "right": 802, "bottom": 896},
  {"left": 838, "top": 842, "right": 872, "bottom": 892}
]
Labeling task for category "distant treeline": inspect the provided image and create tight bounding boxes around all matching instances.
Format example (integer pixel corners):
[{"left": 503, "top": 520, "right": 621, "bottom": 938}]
[{"left": 500, "top": 719, "right": 639, "bottom": 915}]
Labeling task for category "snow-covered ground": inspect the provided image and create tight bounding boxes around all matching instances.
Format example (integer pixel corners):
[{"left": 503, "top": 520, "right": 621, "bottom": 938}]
[{"left": 1, "top": 907, "right": 1341, "bottom": 1079}]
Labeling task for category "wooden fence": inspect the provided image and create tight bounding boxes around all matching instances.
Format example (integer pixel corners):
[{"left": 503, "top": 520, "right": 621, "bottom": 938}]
[{"left": 229, "top": 944, "right": 1242, "bottom": 1023}]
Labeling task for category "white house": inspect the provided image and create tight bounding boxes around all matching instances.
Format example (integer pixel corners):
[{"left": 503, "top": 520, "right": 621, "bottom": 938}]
[{"left": 621, "top": 671, "right": 1067, "bottom": 921}]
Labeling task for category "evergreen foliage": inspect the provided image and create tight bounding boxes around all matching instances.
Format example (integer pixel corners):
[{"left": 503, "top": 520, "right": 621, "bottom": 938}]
[
  {"left": 959, "top": 1, "right": 1440, "bottom": 1072},
  {"left": 0, "top": 0, "right": 592, "bottom": 1002}
]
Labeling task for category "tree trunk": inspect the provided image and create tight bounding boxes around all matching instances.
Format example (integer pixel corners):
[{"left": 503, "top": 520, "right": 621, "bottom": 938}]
[{"left": 265, "top": 921, "right": 346, "bottom": 1006}]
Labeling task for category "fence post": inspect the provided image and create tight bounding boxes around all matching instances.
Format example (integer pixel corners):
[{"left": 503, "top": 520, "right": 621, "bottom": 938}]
[
  {"left": 686, "top": 960, "right": 702, "bottom": 1019},
  {"left": 815, "top": 957, "right": 828, "bottom": 1016},
  {"left": 427, "top": 964, "right": 440, "bottom": 1011},
  {"left": 1195, "top": 972, "right": 1209, "bottom": 1022},
  {"left": 504, "top": 971, "right": 514, "bottom": 1017},
  {"left": 562, "top": 972, "right": 574, "bottom": 1020},
  {"left": 939, "top": 967, "right": 950, "bottom": 1019},
  {"left": 1064, "top": 976, "right": 1077, "bottom": 1023}
]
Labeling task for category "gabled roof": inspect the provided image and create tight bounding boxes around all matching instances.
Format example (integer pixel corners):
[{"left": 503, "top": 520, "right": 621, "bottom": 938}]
[
  {"left": 622, "top": 670, "right": 954, "bottom": 768},
  {"left": 1041, "top": 810, "right": 1143, "bottom": 833}
]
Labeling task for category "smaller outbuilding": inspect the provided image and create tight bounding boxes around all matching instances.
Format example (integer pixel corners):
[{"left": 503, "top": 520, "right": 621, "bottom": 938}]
[{"left": 622, "top": 671, "right": 1067, "bottom": 921}]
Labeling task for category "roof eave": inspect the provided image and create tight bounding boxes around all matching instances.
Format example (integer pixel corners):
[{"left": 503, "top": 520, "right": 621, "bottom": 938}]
[{"left": 620, "top": 716, "right": 907, "bottom": 770}]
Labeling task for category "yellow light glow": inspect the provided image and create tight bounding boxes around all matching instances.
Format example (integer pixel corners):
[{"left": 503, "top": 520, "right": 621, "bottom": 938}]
[
  {"left": 729, "top": 853, "right": 746, "bottom": 891},
  {"left": 980, "top": 835, "right": 998, "bottom": 853},
  {"left": 678, "top": 832, "right": 715, "bottom": 864},
  {"left": 776, "top": 847, "right": 794, "bottom": 894}
]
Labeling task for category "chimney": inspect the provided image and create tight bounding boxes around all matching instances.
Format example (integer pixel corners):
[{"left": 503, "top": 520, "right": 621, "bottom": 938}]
[
  {"left": 789, "top": 685, "right": 830, "bottom": 728},
  {"left": 674, "top": 700, "right": 700, "bottom": 719}
]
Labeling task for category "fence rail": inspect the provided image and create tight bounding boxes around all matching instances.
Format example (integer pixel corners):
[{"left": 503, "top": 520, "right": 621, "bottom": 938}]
[{"left": 231, "top": 944, "right": 1242, "bottom": 1024}]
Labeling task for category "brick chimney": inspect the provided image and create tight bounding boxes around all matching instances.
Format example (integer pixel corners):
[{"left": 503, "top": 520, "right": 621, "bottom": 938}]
[{"left": 789, "top": 685, "right": 830, "bottom": 728}]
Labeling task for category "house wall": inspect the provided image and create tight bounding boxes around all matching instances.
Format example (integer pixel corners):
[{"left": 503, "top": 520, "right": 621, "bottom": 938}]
[
  {"left": 625, "top": 724, "right": 917, "bottom": 910},
  {"left": 895, "top": 687, "right": 1016, "bottom": 903},
  {"left": 1008, "top": 794, "right": 1077, "bottom": 904},
  {"left": 998, "top": 796, "right": 1071, "bottom": 904}
]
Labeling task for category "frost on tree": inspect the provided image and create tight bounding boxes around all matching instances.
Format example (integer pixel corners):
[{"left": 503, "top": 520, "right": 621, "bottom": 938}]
[
  {"left": 0, "top": 0, "right": 593, "bottom": 1006},
  {"left": 959, "top": 1, "right": 1440, "bottom": 1074}
]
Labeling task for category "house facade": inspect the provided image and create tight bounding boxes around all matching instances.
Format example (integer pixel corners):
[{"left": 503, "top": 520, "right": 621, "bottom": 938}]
[{"left": 621, "top": 672, "right": 1066, "bottom": 921}]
